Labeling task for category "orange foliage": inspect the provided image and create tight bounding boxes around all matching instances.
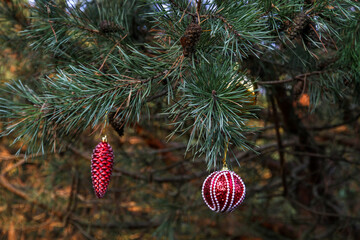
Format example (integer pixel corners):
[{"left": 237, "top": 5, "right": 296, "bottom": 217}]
[{"left": 298, "top": 93, "right": 310, "bottom": 107}]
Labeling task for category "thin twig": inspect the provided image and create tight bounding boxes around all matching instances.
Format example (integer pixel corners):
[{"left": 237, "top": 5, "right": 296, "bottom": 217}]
[
  {"left": 233, "top": 139, "right": 298, "bottom": 160},
  {"left": 64, "top": 171, "right": 79, "bottom": 227},
  {"left": 196, "top": 0, "right": 201, "bottom": 24},
  {"left": 179, "top": 0, "right": 192, "bottom": 23},
  {"left": 1, "top": 159, "right": 26, "bottom": 175},
  {"left": 72, "top": 218, "right": 160, "bottom": 229},
  {"left": 211, "top": 14, "right": 243, "bottom": 40},
  {"left": 283, "top": 150, "right": 360, "bottom": 165},
  {"left": 288, "top": 198, "right": 360, "bottom": 220},
  {"left": 309, "top": 23, "right": 327, "bottom": 53},
  {"left": 308, "top": 112, "right": 360, "bottom": 131},
  {"left": 62, "top": 22, "right": 100, "bottom": 34},
  {"left": 169, "top": 0, "right": 195, "bottom": 17},
  {"left": 112, "top": 168, "right": 208, "bottom": 183},
  {"left": 0, "top": 152, "right": 46, "bottom": 161},
  {"left": 48, "top": 21, "right": 57, "bottom": 42},
  {"left": 142, "top": 70, "right": 168, "bottom": 84},
  {"left": 46, "top": 6, "right": 57, "bottom": 42},
  {"left": 146, "top": 89, "right": 169, "bottom": 102},
  {"left": 99, "top": 34, "right": 128, "bottom": 71},
  {"left": 0, "top": 174, "right": 28, "bottom": 199},
  {"left": 71, "top": 221, "right": 97, "bottom": 240},
  {"left": 271, "top": 96, "right": 287, "bottom": 196},
  {"left": 257, "top": 79, "right": 295, "bottom": 85},
  {"left": 257, "top": 71, "right": 326, "bottom": 85}
]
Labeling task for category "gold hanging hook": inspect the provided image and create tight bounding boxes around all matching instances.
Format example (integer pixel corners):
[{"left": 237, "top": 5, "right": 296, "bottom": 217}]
[
  {"left": 100, "top": 111, "right": 109, "bottom": 141},
  {"left": 222, "top": 140, "right": 229, "bottom": 171}
]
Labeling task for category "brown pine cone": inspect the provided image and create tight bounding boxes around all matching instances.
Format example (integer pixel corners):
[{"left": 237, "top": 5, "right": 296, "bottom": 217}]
[
  {"left": 180, "top": 23, "right": 202, "bottom": 57},
  {"left": 287, "top": 12, "right": 309, "bottom": 40},
  {"left": 99, "top": 20, "right": 122, "bottom": 33}
]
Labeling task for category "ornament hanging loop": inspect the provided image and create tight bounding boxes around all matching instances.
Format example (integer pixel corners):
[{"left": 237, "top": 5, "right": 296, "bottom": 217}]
[
  {"left": 222, "top": 140, "right": 229, "bottom": 171},
  {"left": 100, "top": 111, "right": 109, "bottom": 139}
]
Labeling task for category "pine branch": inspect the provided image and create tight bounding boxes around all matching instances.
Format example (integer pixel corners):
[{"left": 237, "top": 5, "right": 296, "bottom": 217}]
[
  {"left": 167, "top": 59, "right": 260, "bottom": 169},
  {"left": 22, "top": 0, "right": 138, "bottom": 65},
  {"left": 154, "top": 0, "right": 272, "bottom": 59}
]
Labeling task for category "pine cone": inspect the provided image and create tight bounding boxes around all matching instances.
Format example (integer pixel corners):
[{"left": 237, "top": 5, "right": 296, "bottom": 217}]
[
  {"left": 180, "top": 23, "right": 202, "bottom": 57},
  {"left": 99, "top": 20, "right": 122, "bottom": 33},
  {"left": 109, "top": 112, "right": 124, "bottom": 137},
  {"left": 91, "top": 140, "right": 114, "bottom": 198},
  {"left": 288, "top": 12, "right": 309, "bottom": 40}
]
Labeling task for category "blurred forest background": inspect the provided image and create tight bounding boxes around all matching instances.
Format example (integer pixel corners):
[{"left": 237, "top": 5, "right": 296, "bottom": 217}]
[{"left": 1, "top": 0, "right": 360, "bottom": 239}]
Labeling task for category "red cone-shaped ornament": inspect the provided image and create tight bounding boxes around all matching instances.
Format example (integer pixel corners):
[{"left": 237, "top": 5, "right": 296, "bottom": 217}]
[
  {"left": 91, "top": 136, "right": 114, "bottom": 198},
  {"left": 202, "top": 169, "right": 246, "bottom": 212}
]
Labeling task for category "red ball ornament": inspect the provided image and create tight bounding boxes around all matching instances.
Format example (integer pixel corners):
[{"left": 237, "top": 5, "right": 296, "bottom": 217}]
[
  {"left": 202, "top": 169, "right": 246, "bottom": 212},
  {"left": 91, "top": 137, "right": 114, "bottom": 198}
]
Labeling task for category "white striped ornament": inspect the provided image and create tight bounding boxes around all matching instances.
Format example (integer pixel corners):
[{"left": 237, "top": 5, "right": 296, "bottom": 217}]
[{"left": 201, "top": 170, "right": 246, "bottom": 213}]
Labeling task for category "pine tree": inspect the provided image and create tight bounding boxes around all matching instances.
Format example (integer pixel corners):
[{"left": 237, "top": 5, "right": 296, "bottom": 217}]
[{"left": 1, "top": 0, "right": 360, "bottom": 239}]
